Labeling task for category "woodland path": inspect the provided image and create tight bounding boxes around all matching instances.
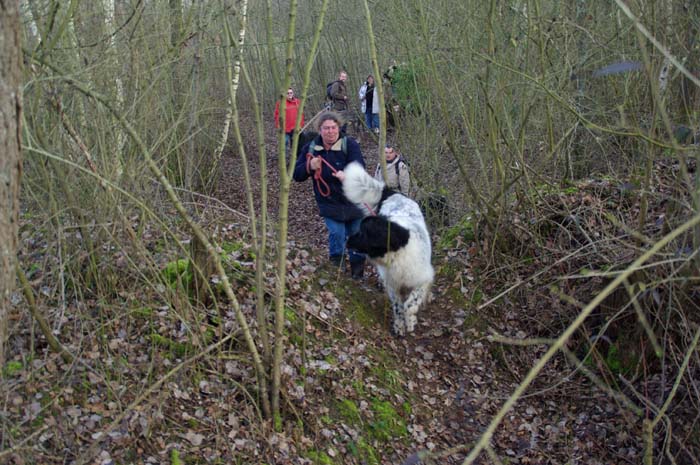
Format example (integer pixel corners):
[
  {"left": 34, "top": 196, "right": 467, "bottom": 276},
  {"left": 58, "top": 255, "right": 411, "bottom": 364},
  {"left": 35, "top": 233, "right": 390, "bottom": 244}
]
[{"left": 212, "top": 121, "right": 636, "bottom": 465}]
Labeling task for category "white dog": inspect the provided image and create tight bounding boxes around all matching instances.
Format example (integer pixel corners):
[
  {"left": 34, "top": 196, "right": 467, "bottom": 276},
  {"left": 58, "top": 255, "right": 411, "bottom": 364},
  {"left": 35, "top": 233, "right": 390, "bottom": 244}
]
[{"left": 342, "top": 162, "right": 434, "bottom": 336}]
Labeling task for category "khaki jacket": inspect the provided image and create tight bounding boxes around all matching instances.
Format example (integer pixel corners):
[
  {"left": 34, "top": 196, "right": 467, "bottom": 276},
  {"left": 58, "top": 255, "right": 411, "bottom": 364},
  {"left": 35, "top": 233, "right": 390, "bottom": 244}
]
[{"left": 374, "top": 157, "right": 410, "bottom": 195}]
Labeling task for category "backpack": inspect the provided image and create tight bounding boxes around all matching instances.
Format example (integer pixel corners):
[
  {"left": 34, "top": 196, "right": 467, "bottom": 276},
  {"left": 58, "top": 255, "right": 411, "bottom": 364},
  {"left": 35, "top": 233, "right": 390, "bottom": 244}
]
[
  {"left": 395, "top": 156, "right": 410, "bottom": 193},
  {"left": 326, "top": 80, "right": 339, "bottom": 100}
]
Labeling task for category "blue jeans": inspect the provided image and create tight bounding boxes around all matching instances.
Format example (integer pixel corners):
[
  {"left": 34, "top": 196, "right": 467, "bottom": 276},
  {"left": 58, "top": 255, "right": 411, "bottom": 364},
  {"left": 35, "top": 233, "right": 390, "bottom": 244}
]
[
  {"left": 284, "top": 131, "right": 293, "bottom": 152},
  {"left": 365, "top": 111, "right": 379, "bottom": 129},
  {"left": 323, "top": 217, "right": 364, "bottom": 263}
]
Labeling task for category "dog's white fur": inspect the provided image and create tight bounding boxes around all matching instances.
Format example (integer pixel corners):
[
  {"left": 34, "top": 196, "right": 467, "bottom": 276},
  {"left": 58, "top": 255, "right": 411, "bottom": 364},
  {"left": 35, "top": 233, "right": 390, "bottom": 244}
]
[{"left": 343, "top": 162, "right": 434, "bottom": 335}]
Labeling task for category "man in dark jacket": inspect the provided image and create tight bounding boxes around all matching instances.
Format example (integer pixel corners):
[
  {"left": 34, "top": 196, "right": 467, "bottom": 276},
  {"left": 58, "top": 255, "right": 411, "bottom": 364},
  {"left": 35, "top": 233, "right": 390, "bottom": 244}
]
[
  {"left": 293, "top": 111, "right": 366, "bottom": 279},
  {"left": 329, "top": 71, "right": 350, "bottom": 134},
  {"left": 329, "top": 71, "right": 349, "bottom": 111}
]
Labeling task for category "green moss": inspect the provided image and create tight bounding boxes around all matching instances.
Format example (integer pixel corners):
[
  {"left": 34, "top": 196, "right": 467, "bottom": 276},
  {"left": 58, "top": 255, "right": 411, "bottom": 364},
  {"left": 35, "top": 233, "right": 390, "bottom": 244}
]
[
  {"left": 162, "top": 258, "right": 192, "bottom": 289},
  {"left": 438, "top": 217, "right": 475, "bottom": 249},
  {"left": 582, "top": 337, "right": 641, "bottom": 378},
  {"left": 285, "top": 307, "right": 298, "bottom": 324},
  {"left": 31, "top": 415, "right": 45, "bottom": 429},
  {"left": 130, "top": 307, "right": 154, "bottom": 319},
  {"left": 366, "top": 346, "right": 395, "bottom": 367},
  {"left": 446, "top": 285, "right": 468, "bottom": 307},
  {"left": 274, "top": 412, "right": 283, "bottom": 431},
  {"left": 170, "top": 448, "right": 183, "bottom": 465},
  {"left": 25, "top": 262, "right": 41, "bottom": 278},
  {"left": 220, "top": 241, "right": 246, "bottom": 254},
  {"left": 150, "top": 333, "right": 191, "bottom": 357},
  {"left": 605, "top": 344, "right": 622, "bottom": 373},
  {"left": 305, "top": 450, "right": 334, "bottom": 465},
  {"left": 347, "top": 438, "right": 380, "bottom": 465},
  {"left": 333, "top": 284, "right": 383, "bottom": 329},
  {"left": 437, "top": 261, "right": 463, "bottom": 281},
  {"left": 351, "top": 379, "right": 366, "bottom": 397},
  {"left": 603, "top": 342, "right": 640, "bottom": 376},
  {"left": 369, "top": 399, "right": 407, "bottom": 441},
  {"left": 163, "top": 258, "right": 189, "bottom": 280},
  {"left": 336, "top": 398, "right": 362, "bottom": 425},
  {"left": 4, "top": 360, "right": 24, "bottom": 377},
  {"left": 372, "top": 367, "right": 402, "bottom": 392},
  {"left": 289, "top": 333, "right": 304, "bottom": 348},
  {"left": 203, "top": 327, "right": 215, "bottom": 345},
  {"left": 470, "top": 287, "right": 483, "bottom": 306}
]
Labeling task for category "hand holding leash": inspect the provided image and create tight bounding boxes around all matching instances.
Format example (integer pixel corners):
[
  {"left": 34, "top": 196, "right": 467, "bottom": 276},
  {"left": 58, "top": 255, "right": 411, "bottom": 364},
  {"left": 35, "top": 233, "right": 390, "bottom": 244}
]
[{"left": 305, "top": 153, "right": 339, "bottom": 197}]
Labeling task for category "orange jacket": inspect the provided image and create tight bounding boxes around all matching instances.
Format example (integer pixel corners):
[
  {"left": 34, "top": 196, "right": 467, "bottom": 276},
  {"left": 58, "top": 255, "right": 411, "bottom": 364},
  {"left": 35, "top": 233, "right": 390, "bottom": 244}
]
[{"left": 274, "top": 98, "right": 304, "bottom": 133}]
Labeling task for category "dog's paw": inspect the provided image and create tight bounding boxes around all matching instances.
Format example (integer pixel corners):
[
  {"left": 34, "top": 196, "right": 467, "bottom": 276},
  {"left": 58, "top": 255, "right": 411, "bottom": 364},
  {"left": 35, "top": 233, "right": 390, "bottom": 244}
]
[
  {"left": 391, "top": 321, "right": 406, "bottom": 337},
  {"left": 405, "top": 315, "right": 418, "bottom": 334}
]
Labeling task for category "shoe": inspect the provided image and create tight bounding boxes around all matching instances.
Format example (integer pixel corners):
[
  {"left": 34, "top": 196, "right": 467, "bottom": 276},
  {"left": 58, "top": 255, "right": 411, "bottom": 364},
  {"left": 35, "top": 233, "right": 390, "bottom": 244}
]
[
  {"left": 350, "top": 260, "right": 365, "bottom": 280},
  {"left": 329, "top": 255, "right": 344, "bottom": 268}
]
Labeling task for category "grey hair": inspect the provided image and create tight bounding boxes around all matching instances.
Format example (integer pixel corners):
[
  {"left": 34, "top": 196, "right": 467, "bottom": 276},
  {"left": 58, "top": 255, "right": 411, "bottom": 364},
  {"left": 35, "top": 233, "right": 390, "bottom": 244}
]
[{"left": 316, "top": 111, "right": 344, "bottom": 131}]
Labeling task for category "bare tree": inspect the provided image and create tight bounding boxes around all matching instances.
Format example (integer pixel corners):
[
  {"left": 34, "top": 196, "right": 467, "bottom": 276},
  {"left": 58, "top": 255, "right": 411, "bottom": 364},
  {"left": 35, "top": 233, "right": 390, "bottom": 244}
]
[{"left": 0, "top": 0, "right": 22, "bottom": 370}]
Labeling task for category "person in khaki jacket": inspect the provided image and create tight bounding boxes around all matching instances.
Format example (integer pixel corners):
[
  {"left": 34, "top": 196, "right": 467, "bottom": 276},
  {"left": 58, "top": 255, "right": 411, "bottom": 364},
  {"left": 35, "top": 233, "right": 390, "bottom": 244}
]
[
  {"left": 374, "top": 144, "right": 410, "bottom": 196},
  {"left": 329, "top": 71, "right": 349, "bottom": 111}
]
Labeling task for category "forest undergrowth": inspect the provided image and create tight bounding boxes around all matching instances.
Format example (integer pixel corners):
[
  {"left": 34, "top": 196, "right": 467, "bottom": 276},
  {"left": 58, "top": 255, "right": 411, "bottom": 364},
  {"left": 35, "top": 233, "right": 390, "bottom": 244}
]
[{"left": 3, "top": 120, "right": 700, "bottom": 465}]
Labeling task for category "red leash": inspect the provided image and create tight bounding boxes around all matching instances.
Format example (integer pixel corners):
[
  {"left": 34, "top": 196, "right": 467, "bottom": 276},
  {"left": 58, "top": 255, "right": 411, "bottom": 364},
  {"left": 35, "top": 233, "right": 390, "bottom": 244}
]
[
  {"left": 306, "top": 152, "right": 338, "bottom": 197},
  {"left": 305, "top": 152, "right": 378, "bottom": 216}
]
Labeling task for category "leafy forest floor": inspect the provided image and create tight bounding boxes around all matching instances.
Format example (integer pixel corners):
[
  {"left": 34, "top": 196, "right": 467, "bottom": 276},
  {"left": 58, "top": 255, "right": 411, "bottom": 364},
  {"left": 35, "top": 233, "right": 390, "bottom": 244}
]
[{"left": 3, "top": 119, "right": 699, "bottom": 465}]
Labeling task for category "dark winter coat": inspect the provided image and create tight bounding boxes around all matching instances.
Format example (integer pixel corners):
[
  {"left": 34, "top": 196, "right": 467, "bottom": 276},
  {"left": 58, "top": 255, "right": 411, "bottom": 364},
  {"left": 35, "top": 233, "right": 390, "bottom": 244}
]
[
  {"left": 293, "top": 135, "right": 365, "bottom": 221},
  {"left": 330, "top": 80, "right": 348, "bottom": 111}
]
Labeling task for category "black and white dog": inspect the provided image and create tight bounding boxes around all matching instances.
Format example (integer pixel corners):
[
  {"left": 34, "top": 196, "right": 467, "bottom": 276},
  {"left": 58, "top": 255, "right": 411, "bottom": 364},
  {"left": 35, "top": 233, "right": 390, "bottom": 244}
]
[{"left": 342, "top": 162, "right": 434, "bottom": 336}]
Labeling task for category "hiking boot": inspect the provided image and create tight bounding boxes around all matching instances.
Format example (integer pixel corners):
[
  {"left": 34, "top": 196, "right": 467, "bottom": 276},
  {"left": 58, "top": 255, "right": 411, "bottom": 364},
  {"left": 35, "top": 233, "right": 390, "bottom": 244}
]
[
  {"left": 350, "top": 260, "right": 365, "bottom": 280},
  {"left": 329, "top": 255, "right": 344, "bottom": 269}
]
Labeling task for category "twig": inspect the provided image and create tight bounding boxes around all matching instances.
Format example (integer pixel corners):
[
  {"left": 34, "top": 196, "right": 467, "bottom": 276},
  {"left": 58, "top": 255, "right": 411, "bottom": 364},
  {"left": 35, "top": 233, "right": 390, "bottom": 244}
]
[
  {"left": 485, "top": 444, "right": 505, "bottom": 465},
  {"left": 460, "top": 212, "right": 700, "bottom": 464},
  {"left": 74, "top": 333, "right": 234, "bottom": 465},
  {"left": 477, "top": 242, "right": 595, "bottom": 310},
  {"left": 26, "top": 49, "right": 271, "bottom": 424},
  {"left": 0, "top": 424, "right": 51, "bottom": 460},
  {"left": 16, "top": 268, "right": 74, "bottom": 363},
  {"left": 613, "top": 0, "right": 700, "bottom": 89}
]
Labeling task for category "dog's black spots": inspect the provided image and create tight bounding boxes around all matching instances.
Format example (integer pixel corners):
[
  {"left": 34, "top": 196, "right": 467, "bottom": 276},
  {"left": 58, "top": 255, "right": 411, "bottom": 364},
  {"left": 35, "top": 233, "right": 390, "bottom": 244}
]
[
  {"left": 341, "top": 161, "right": 434, "bottom": 336},
  {"left": 347, "top": 216, "right": 410, "bottom": 258}
]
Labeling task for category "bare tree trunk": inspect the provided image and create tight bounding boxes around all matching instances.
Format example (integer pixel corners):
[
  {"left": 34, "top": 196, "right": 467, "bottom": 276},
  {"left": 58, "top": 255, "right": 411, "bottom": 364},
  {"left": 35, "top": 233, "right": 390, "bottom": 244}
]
[
  {"left": 20, "top": 0, "right": 40, "bottom": 45},
  {"left": 185, "top": 6, "right": 201, "bottom": 191},
  {"left": 0, "top": 0, "right": 23, "bottom": 370},
  {"left": 104, "top": 0, "right": 126, "bottom": 156}
]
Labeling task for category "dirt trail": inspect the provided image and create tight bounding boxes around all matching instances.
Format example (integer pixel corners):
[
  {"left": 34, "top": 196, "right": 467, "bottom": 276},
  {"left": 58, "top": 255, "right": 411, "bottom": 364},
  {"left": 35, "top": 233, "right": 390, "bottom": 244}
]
[
  {"left": 213, "top": 124, "right": 633, "bottom": 464},
  {"left": 214, "top": 125, "right": 492, "bottom": 462}
]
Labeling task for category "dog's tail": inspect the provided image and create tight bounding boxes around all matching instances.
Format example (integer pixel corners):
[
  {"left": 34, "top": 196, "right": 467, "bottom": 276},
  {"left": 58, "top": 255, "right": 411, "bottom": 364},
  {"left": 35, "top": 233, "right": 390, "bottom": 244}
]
[{"left": 342, "top": 162, "right": 383, "bottom": 214}]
